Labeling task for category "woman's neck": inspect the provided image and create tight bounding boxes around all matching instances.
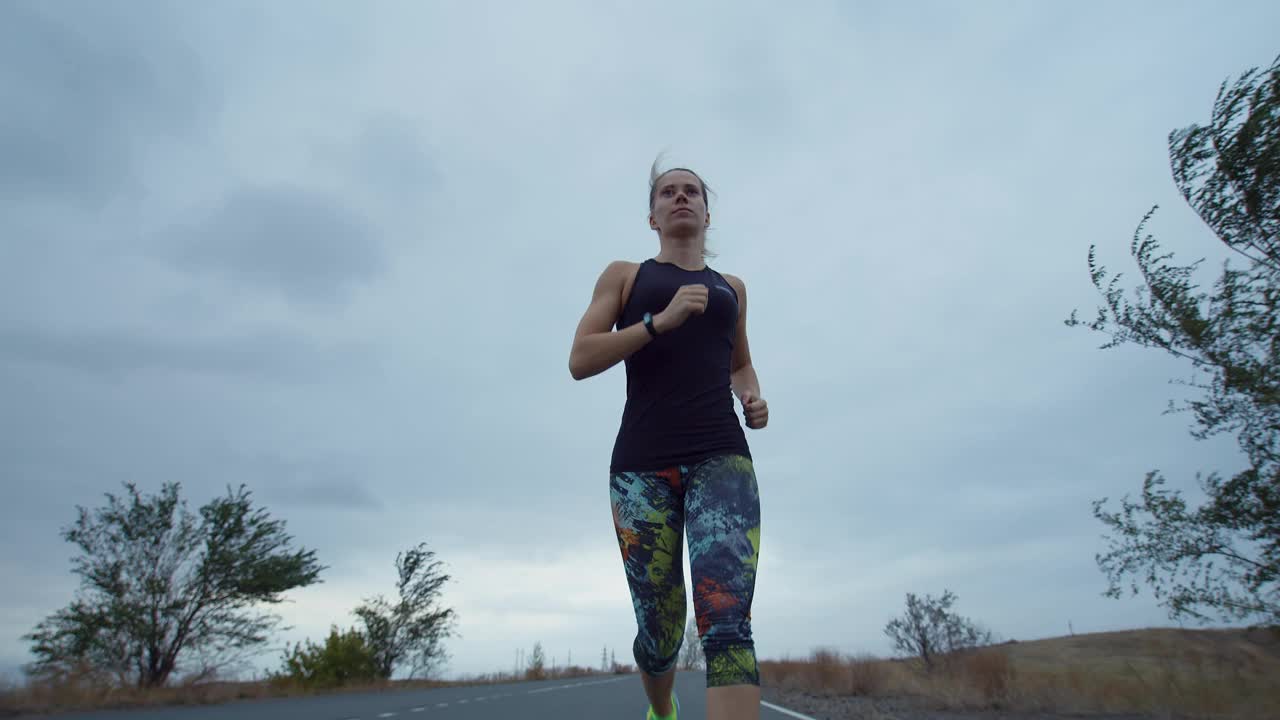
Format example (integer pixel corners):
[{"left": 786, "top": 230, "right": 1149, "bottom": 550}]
[{"left": 654, "top": 234, "right": 706, "bottom": 270}]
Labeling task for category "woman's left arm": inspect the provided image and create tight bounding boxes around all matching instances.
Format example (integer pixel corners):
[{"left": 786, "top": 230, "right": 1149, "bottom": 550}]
[{"left": 726, "top": 274, "right": 768, "bottom": 430}]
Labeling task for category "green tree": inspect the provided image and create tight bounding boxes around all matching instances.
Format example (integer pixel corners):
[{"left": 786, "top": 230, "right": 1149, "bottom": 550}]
[
  {"left": 276, "top": 625, "right": 379, "bottom": 689},
  {"left": 1068, "top": 54, "right": 1280, "bottom": 623},
  {"left": 526, "top": 641, "right": 546, "bottom": 680},
  {"left": 883, "top": 590, "right": 993, "bottom": 672},
  {"left": 23, "top": 482, "right": 324, "bottom": 688},
  {"left": 353, "top": 543, "right": 457, "bottom": 680}
]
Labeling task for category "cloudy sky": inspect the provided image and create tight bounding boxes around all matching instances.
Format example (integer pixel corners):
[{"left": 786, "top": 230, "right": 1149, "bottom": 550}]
[{"left": 2, "top": 0, "right": 1277, "bottom": 682}]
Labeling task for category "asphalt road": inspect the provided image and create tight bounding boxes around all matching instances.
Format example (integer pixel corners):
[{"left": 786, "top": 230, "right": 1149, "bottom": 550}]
[{"left": 24, "top": 673, "right": 816, "bottom": 720}]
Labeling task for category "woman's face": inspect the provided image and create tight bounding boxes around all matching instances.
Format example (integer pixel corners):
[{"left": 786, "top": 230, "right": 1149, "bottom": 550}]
[{"left": 649, "top": 170, "right": 708, "bottom": 235}]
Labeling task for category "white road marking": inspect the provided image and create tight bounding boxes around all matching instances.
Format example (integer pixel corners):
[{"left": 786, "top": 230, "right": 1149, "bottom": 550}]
[
  {"left": 411, "top": 707, "right": 426, "bottom": 713},
  {"left": 378, "top": 714, "right": 397, "bottom": 718},
  {"left": 436, "top": 702, "right": 448, "bottom": 707},
  {"left": 527, "top": 676, "right": 627, "bottom": 694},
  {"left": 762, "top": 700, "right": 821, "bottom": 720}
]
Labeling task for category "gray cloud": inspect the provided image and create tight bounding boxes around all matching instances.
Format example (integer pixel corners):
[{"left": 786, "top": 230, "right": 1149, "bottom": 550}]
[
  {"left": 0, "top": 1, "right": 212, "bottom": 212},
  {"left": 0, "top": 326, "right": 374, "bottom": 382},
  {"left": 229, "top": 453, "right": 385, "bottom": 512},
  {"left": 339, "top": 117, "right": 438, "bottom": 199},
  {"left": 161, "top": 184, "right": 384, "bottom": 305}
]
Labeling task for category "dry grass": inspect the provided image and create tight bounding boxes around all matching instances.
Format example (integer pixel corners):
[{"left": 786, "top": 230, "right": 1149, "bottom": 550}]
[
  {"left": 766, "top": 648, "right": 894, "bottom": 697},
  {"left": 0, "top": 664, "right": 611, "bottom": 717},
  {"left": 0, "top": 672, "right": 305, "bottom": 717},
  {"left": 760, "top": 626, "right": 1280, "bottom": 719}
]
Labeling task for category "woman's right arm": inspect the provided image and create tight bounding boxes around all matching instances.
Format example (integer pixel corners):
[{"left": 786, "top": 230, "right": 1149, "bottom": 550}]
[{"left": 569, "top": 261, "right": 653, "bottom": 381}]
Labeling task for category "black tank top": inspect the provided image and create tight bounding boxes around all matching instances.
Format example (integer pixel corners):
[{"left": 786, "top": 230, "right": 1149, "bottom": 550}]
[{"left": 610, "top": 258, "right": 752, "bottom": 472}]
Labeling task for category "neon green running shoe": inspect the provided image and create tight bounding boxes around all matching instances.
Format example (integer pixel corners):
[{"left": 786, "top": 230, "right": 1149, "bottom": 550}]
[{"left": 645, "top": 692, "right": 678, "bottom": 720}]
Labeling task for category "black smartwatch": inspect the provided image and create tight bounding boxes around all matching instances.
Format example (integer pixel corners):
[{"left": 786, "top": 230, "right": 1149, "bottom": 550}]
[{"left": 642, "top": 312, "right": 659, "bottom": 337}]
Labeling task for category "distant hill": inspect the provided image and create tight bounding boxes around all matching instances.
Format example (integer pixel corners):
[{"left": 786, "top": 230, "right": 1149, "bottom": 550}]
[
  {"left": 761, "top": 625, "right": 1280, "bottom": 718},
  {"left": 998, "top": 625, "right": 1280, "bottom": 676}
]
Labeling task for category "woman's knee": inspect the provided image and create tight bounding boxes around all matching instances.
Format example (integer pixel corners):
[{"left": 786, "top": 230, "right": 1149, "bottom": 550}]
[
  {"left": 635, "top": 619, "right": 686, "bottom": 675},
  {"left": 695, "top": 603, "right": 759, "bottom": 685}
]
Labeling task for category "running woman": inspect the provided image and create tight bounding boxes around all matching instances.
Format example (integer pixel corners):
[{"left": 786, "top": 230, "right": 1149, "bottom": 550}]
[{"left": 569, "top": 161, "right": 768, "bottom": 720}]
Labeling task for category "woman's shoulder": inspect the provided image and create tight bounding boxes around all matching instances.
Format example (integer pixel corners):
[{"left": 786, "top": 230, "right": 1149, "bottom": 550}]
[
  {"left": 598, "top": 259, "right": 645, "bottom": 284},
  {"left": 714, "top": 268, "right": 747, "bottom": 294},
  {"left": 592, "top": 261, "right": 645, "bottom": 305},
  {"left": 604, "top": 259, "right": 644, "bottom": 272}
]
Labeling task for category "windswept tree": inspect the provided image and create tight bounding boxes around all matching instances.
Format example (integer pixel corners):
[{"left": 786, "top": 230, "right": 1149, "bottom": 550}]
[
  {"left": 526, "top": 641, "right": 546, "bottom": 680},
  {"left": 1068, "top": 53, "right": 1280, "bottom": 623},
  {"left": 884, "top": 590, "right": 993, "bottom": 671},
  {"left": 353, "top": 543, "right": 457, "bottom": 680},
  {"left": 678, "top": 617, "right": 704, "bottom": 670},
  {"left": 24, "top": 482, "right": 324, "bottom": 687}
]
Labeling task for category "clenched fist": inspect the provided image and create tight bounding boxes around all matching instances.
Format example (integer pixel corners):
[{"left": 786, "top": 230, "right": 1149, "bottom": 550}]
[
  {"left": 740, "top": 391, "right": 769, "bottom": 429},
  {"left": 653, "top": 284, "right": 709, "bottom": 334}
]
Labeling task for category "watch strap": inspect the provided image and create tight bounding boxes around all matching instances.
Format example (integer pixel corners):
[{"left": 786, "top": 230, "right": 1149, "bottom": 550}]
[{"left": 642, "top": 312, "right": 659, "bottom": 337}]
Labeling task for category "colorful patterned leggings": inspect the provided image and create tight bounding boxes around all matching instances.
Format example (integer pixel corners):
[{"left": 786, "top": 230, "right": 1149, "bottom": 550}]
[{"left": 609, "top": 454, "right": 761, "bottom": 688}]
